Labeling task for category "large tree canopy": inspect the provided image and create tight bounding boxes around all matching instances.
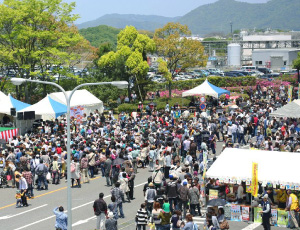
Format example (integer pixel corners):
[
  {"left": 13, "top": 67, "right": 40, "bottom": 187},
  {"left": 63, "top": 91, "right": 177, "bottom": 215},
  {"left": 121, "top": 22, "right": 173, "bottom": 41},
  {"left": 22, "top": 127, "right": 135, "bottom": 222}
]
[
  {"left": 98, "top": 26, "right": 155, "bottom": 100},
  {"left": 154, "top": 22, "right": 207, "bottom": 96},
  {"left": 0, "top": 0, "right": 93, "bottom": 102}
]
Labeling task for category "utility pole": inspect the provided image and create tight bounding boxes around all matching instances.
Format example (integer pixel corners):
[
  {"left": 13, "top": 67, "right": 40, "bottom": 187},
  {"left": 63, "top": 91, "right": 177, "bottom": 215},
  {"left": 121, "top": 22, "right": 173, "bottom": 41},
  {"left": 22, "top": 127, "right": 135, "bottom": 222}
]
[{"left": 230, "top": 21, "right": 233, "bottom": 37}]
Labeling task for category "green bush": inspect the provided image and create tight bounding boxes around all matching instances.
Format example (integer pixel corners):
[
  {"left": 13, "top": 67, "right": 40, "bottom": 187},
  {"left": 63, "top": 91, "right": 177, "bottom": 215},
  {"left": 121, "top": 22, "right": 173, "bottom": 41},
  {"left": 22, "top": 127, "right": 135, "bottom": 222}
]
[{"left": 117, "top": 104, "right": 138, "bottom": 113}]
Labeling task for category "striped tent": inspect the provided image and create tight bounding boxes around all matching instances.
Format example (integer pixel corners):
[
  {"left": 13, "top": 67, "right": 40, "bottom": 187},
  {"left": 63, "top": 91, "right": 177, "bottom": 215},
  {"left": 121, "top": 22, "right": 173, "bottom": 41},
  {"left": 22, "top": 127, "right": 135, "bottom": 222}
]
[{"left": 0, "top": 127, "right": 19, "bottom": 142}]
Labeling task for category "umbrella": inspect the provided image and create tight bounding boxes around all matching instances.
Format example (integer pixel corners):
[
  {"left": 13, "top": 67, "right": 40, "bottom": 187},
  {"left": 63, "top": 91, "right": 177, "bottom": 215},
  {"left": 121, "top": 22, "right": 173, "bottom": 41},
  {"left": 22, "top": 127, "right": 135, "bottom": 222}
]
[
  {"left": 207, "top": 198, "right": 226, "bottom": 207},
  {"left": 113, "top": 157, "right": 125, "bottom": 166}
]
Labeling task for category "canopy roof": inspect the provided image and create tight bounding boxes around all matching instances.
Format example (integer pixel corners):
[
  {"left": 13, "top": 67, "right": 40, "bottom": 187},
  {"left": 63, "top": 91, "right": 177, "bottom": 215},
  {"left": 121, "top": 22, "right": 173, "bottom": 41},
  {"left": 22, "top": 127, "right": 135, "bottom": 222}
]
[
  {"left": 182, "top": 79, "right": 230, "bottom": 98},
  {"left": 206, "top": 148, "right": 300, "bottom": 185},
  {"left": 49, "top": 89, "right": 103, "bottom": 108},
  {"left": 0, "top": 91, "right": 30, "bottom": 115},
  {"left": 270, "top": 99, "right": 300, "bottom": 118},
  {"left": 19, "top": 95, "right": 67, "bottom": 120}
]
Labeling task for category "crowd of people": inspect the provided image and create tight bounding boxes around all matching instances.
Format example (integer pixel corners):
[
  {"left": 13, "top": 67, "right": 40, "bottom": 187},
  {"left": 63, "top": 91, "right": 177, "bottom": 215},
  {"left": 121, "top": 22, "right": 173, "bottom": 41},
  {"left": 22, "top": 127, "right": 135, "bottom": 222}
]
[{"left": 0, "top": 84, "right": 299, "bottom": 229}]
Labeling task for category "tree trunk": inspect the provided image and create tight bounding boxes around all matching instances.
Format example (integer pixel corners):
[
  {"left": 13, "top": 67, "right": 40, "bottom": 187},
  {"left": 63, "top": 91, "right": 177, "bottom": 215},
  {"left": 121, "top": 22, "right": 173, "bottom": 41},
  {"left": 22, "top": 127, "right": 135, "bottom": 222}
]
[
  {"left": 168, "top": 81, "right": 172, "bottom": 98},
  {"left": 16, "top": 85, "right": 19, "bottom": 100},
  {"left": 25, "top": 81, "right": 29, "bottom": 103},
  {"left": 298, "top": 68, "right": 300, "bottom": 83}
]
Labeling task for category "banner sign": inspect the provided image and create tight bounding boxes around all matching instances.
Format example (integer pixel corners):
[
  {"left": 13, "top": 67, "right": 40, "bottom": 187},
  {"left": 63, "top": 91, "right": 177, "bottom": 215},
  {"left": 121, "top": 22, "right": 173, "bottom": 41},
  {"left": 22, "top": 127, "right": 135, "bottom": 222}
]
[{"left": 251, "top": 163, "right": 258, "bottom": 197}]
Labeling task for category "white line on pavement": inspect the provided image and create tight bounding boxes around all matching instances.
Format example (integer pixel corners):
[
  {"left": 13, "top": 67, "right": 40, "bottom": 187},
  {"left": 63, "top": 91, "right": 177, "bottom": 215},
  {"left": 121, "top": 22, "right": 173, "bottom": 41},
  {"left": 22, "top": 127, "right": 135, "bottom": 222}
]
[
  {"left": 0, "top": 204, "right": 48, "bottom": 220},
  {"left": 242, "top": 222, "right": 261, "bottom": 230},
  {"left": 13, "top": 182, "right": 147, "bottom": 230},
  {"left": 72, "top": 216, "right": 96, "bottom": 227}
]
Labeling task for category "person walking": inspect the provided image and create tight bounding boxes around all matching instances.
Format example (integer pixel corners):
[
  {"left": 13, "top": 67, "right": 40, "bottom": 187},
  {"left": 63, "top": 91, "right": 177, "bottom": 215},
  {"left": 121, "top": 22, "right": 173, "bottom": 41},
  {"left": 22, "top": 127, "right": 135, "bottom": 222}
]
[
  {"left": 128, "top": 168, "right": 135, "bottom": 200},
  {"left": 80, "top": 153, "right": 89, "bottom": 183},
  {"left": 93, "top": 193, "right": 108, "bottom": 230},
  {"left": 189, "top": 183, "right": 201, "bottom": 217},
  {"left": 259, "top": 194, "right": 271, "bottom": 230},
  {"left": 52, "top": 156, "right": 60, "bottom": 185},
  {"left": 70, "top": 158, "right": 81, "bottom": 188},
  {"left": 16, "top": 174, "right": 28, "bottom": 207},
  {"left": 104, "top": 154, "right": 112, "bottom": 186},
  {"left": 35, "top": 159, "right": 48, "bottom": 191},
  {"left": 178, "top": 181, "right": 189, "bottom": 218},
  {"left": 145, "top": 182, "right": 157, "bottom": 216},
  {"left": 53, "top": 206, "right": 67, "bottom": 230},
  {"left": 88, "top": 150, "right": 96, "bottom": 178},
  {"left": 285, "top": 190, "right": 300, "bottom": 230},
  {"left": 136, "top": 203, "right": 148, "bottom": 230},
  {"left": 111, "top": 182, "right": 125, "bottom": 218}
]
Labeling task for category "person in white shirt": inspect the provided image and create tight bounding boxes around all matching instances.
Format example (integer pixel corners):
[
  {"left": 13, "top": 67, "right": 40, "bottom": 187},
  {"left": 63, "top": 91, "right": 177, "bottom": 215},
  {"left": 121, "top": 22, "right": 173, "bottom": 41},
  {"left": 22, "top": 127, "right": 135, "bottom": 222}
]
[
  {"left": 16, "top": 174, "right": 28, "bottom": 207},
  {"left": 237, "top": 183, "right": 244, "bottom": 204}
]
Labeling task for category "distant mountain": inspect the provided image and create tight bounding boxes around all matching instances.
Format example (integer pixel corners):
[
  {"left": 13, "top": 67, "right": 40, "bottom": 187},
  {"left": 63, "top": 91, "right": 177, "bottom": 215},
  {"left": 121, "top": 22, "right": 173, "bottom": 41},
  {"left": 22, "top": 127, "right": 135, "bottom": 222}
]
[
  {"left": 79, "top": 25, "right": 120, "bottom": 48},
  {"left": 178, "top": 0, "right": 300, "bottom": 35},
  {"left": 77, "top": 14, "right": 179, "bottom": 31}
]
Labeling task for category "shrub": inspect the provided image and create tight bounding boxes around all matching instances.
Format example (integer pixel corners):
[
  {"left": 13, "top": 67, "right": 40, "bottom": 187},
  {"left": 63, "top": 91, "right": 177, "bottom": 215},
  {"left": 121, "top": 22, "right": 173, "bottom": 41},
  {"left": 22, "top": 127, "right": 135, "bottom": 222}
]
[{"left": 117, "top": 104, "right": 138, "bottom": 113}]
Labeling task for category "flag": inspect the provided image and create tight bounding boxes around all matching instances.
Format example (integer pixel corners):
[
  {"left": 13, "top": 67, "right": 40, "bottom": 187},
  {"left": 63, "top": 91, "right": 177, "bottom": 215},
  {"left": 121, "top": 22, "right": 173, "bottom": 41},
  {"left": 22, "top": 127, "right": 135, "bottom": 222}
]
[
  {"left": 288, "top": 85, "right": 293, "bottom": 103},
  {"left": 251, "top": 162, "right": 258, "bottom": 197},
  {"left": 0, "top": 128, "right": 19, "bottom": 142}
]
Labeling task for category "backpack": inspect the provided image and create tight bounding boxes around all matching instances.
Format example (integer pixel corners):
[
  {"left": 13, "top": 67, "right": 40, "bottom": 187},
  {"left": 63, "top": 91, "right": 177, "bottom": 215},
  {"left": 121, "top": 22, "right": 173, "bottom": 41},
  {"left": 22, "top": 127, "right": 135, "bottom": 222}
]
[
  {"left": 36, "top": 166, "right": 44, "bottom": 176},
  {"left": 70, "top": 163, "right": 76, "bottom": 173}
]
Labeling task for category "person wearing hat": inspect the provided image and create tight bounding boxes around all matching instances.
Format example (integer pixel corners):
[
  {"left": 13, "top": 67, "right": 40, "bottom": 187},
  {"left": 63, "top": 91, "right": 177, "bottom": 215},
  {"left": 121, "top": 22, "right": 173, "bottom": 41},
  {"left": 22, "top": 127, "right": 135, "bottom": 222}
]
[
  {"left": 285, "top": 190, "right": 300, "bottom": 229},
  {"left": 178, "top": 181, "right": 189, "bottom": 218},
  {"left": 145, "top": 182, "right": 157, "bottom": 216},
  {"left": 105, "top": 212, "right": 117, "bottom": 230},
  {"left": 259, "top": 194, "right": 271, "bottom": 230},
  {"left": 152, "top": 165, "right": 164, "bottom": 189}
]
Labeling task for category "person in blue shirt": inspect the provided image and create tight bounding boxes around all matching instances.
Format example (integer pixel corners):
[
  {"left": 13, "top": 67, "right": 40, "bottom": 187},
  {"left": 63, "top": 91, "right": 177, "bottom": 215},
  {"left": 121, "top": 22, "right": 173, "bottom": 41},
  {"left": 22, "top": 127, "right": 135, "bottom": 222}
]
[{"left": 53, "top": 206, "right": 68, "bottom": 230}]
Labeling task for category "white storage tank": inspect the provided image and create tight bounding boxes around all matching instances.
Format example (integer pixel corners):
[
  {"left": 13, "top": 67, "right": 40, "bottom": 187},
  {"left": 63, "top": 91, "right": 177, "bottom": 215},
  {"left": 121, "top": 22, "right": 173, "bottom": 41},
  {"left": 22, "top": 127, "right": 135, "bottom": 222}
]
[{"left": 228, "top": 43, "right": 241, "bottom": 66}]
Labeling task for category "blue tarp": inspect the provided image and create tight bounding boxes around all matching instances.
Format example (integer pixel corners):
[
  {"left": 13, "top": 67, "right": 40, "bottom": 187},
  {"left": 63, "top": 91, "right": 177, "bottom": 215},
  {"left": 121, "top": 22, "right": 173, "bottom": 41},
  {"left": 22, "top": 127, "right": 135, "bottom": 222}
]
[{"left": 9, "top": 95, "right": 30, "bottom": 111}]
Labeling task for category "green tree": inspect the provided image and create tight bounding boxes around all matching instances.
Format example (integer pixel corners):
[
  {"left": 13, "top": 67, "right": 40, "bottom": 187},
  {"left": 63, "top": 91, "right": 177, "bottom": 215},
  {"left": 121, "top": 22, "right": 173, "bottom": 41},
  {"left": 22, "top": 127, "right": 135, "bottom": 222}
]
[
  {"left": 98, "top": 26, "right": 155, "bottom": 100},
  {"left": 154, "top": 22, "right": 207, "bottom": 97},
  {"left": 293, "top": 52, "right": 300, "bottom": 83},
  {"left": 0, "top": 0, "right": 91, "bottom": 102}
]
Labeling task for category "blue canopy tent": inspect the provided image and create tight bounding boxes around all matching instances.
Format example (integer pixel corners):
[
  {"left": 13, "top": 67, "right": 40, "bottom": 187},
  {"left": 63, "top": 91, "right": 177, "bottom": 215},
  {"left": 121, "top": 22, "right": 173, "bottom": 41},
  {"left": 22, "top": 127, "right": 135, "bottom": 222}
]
[
  {"left": 0, "top": 91, "right": 30, "bottom": 115},
  {"left": 182, "top": 79, "right": 230, "bottom": 98},
  {"left": 19, "top": 95, "right": 67, "bottom": 120}
]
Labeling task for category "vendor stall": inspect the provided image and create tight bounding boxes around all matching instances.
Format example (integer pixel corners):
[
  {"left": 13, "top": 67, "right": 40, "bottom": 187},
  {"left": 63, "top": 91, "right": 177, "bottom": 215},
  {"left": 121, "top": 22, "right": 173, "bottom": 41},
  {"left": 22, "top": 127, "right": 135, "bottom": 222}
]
[{"left": 182, "top": 79, "right": 230, "bottom": 98}]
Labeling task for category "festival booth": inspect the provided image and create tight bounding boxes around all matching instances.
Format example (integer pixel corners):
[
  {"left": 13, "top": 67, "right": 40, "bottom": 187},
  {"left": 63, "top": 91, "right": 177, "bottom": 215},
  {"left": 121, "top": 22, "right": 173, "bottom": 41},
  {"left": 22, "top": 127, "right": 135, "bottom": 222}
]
[
  {"left": 182, "top": 79, "right": 230, "bottom": 98},
  {"left": 49, "top": 89, "right": 104, "bottom": 115},
  {"left": 270, "top": 99, "right": 300, "bottom": 118},
  {"left": 206, "top": 148, "right": 300, "bottom": 227},
  {"left": 19, "top": 95, "right": 67, "bottom": 120},
  {"left": 0, "top": 91, "right": 30, "bottom": 130}
]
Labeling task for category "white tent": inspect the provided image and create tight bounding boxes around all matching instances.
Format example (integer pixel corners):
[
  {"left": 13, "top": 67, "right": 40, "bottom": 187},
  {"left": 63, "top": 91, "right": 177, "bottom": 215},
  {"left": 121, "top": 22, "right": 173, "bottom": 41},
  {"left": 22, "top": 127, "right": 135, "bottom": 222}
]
[
  {"left": 270, "top": 99, "right": 300, "bottom": 118},
  {"left": 49, "top": 89, "right": 104, "bottom": 114},
  {"left": 206, "top": 148, "right": 300, "bottom": 185},
  {"left": 0, "top": 91, "right": 30, "bottom": 115},
  {"left": 182, "top": 79, "right": 230, "bottom": 98},
  {"left": 19, "top": 95, "right": 67, "bottom": 120}
]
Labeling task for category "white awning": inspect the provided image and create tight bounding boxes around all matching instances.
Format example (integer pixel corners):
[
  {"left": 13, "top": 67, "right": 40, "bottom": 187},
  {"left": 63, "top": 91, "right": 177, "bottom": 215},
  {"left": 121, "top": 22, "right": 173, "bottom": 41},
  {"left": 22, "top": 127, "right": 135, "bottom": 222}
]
[{"left": 206, "top": 148, "right": 300, "bottom": 186}]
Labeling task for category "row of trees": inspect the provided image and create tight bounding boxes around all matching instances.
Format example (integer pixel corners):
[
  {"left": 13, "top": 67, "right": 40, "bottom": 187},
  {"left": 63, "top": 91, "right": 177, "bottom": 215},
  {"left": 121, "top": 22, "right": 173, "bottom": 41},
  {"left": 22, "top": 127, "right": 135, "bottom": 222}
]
[{"left": 0, "top": 0, "right": 208, "bottom": 103}]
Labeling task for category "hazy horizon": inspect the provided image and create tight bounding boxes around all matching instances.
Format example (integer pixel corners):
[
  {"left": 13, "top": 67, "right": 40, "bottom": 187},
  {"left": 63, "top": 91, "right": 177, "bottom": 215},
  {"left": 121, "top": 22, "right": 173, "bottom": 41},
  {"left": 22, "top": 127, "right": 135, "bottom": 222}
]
[{"left": 63, "top": 0, "right": 269, "bottom": 24}]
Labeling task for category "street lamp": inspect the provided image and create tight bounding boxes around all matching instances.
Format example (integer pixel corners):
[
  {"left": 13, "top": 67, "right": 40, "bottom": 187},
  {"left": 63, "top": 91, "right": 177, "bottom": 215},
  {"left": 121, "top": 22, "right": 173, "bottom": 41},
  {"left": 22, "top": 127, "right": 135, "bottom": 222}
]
[{"left": 11, "top": 77, "right": 128, "bottom": 230}]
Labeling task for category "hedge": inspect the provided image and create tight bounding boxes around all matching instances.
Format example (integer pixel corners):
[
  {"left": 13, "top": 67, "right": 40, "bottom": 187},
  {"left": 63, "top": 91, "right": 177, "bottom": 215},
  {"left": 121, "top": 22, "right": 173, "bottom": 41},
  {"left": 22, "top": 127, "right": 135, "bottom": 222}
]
[
  {"left": 117, "top": 97, "right": 191, "bottom": 113},
  {"left": 152, "top": 76, "right": 257, "bottom": 91}
]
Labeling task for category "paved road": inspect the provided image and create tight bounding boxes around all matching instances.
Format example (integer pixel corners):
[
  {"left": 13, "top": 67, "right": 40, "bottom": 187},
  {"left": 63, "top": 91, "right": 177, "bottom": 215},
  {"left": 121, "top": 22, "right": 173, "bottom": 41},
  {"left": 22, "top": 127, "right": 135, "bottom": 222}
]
[{"left": 0, "top": 141, "right": 287, "bottom": 230}]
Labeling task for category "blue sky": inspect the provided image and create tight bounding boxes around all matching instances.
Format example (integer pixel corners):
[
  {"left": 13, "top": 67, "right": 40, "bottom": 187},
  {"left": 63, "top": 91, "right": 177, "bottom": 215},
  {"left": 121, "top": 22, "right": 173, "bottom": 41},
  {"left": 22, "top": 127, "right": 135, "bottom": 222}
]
[{"left": 64, "top": 0, "right": 269, "bottom": 23}]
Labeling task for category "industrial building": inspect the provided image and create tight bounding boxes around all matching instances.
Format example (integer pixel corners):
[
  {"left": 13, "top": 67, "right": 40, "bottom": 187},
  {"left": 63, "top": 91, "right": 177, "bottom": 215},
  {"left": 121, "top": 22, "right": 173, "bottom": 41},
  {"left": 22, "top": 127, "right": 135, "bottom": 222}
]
[{"left": 252, "top": 49, "right": 300, "bottom": 71}]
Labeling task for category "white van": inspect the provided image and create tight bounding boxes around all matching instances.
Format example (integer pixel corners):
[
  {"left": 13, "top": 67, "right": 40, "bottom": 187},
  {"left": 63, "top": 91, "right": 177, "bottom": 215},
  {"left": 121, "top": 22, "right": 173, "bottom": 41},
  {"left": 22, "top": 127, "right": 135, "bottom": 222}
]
[{"left": 241, "top": 66, "right": 257, "bottom": 70}]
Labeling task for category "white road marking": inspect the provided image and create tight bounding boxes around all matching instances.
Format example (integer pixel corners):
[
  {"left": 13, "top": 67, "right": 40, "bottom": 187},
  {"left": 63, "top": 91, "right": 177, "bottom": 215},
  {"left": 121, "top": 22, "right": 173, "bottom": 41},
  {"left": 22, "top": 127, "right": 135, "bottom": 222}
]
[
  {"left": 242, "top": 222, "right": 261, "bottom": 229},
  {"left": 72, "top": 216, "right": 96, "bottom": 226},
  {"left": 0, "top": 204, "right": 48, "bottom": 220},
  {"left": 13, "top": 182, "right": 147, "bottom": 230}
]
